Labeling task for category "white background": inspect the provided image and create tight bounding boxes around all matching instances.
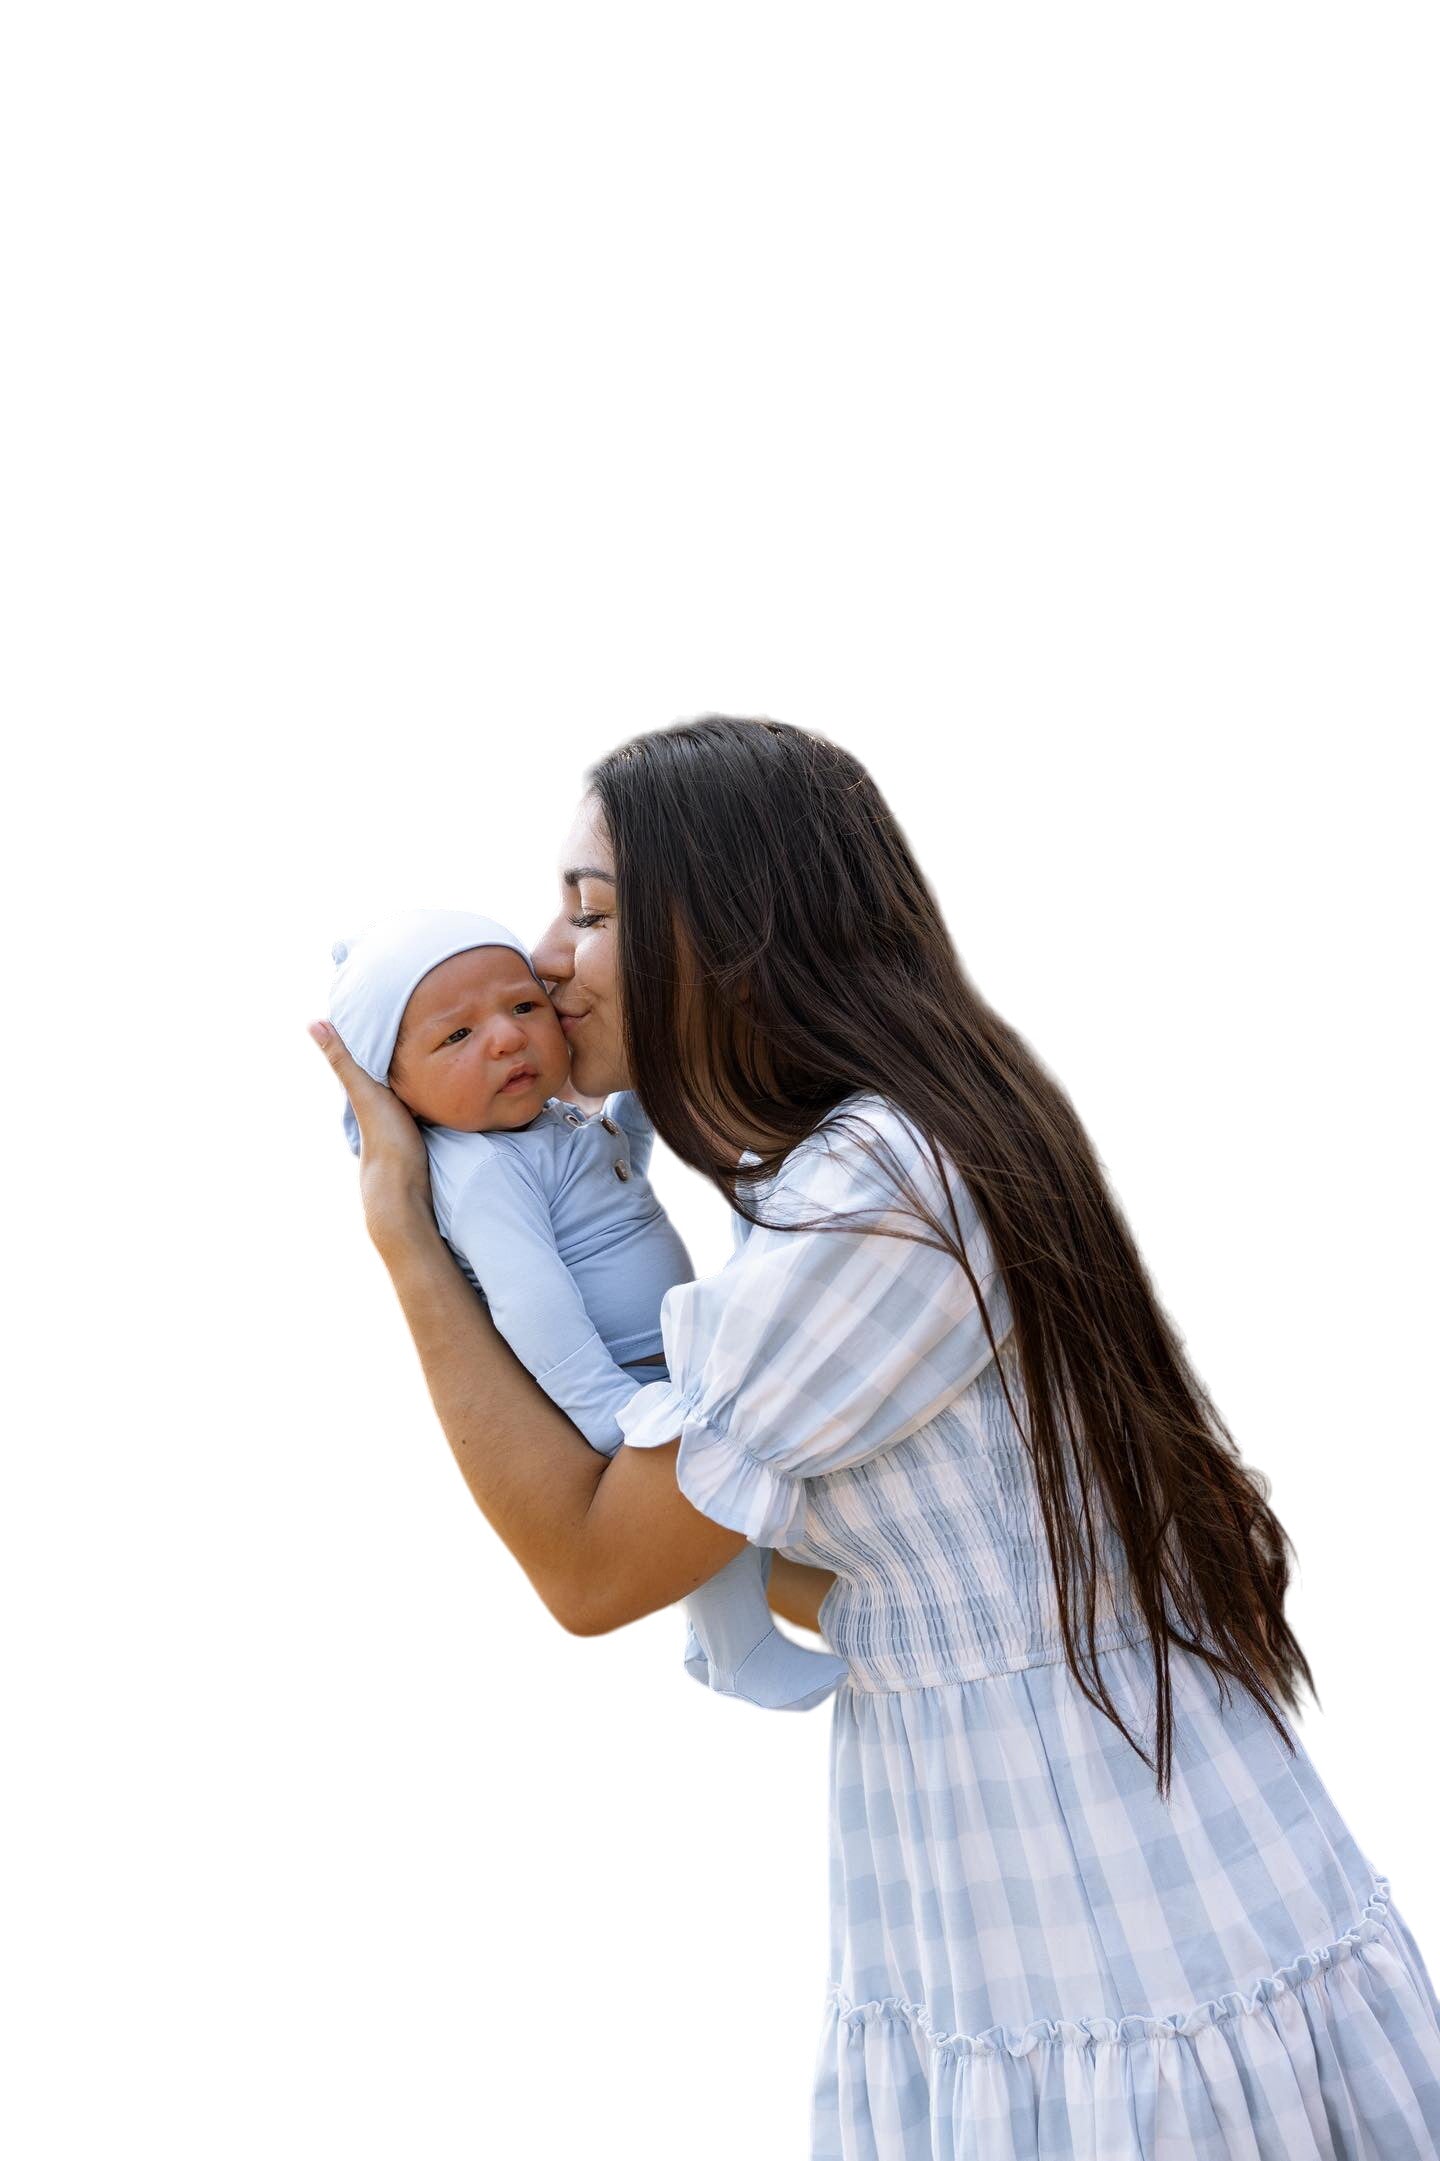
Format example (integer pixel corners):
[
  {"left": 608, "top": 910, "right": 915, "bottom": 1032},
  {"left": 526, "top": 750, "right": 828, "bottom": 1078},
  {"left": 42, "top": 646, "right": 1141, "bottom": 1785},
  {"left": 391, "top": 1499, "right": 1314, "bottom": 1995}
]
[{"left": 4, "top": 6, "right": 1436, "bottom": 2156}]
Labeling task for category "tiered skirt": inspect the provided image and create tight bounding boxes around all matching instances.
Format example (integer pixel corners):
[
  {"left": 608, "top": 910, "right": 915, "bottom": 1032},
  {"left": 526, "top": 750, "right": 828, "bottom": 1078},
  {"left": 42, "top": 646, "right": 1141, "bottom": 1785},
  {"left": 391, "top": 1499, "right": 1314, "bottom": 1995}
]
[{"left": 809, "top": 1640, "right": 1440, "bottom": 2157}]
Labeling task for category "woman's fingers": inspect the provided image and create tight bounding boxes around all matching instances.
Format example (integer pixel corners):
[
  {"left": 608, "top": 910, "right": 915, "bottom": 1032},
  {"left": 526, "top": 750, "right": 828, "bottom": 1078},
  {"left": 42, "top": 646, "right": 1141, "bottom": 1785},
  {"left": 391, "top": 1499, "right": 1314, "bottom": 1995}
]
[
  {"left": 307, "top": 1020, "right": 406, "bottom": 1145},
  {"left": 308, "top": 1018, "right": 368, "bottom": 1094},
  {"left": 308, "top": 1019, "right": 433, "bottom": 1249}
]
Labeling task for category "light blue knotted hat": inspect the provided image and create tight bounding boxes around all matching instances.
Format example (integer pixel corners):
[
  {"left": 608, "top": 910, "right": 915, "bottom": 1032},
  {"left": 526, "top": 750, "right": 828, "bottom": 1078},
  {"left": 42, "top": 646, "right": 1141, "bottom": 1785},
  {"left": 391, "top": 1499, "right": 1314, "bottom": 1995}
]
[{"left": 327, "top": 908, "right": 540, "bottom": 1156}]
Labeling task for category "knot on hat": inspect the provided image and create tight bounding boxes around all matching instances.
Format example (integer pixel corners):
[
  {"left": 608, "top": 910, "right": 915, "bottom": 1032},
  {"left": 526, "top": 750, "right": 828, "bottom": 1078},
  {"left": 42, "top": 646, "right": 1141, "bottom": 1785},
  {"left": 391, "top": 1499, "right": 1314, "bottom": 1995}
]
[{"left": 331, "top": 939, "right": 350, "bottom": 965}]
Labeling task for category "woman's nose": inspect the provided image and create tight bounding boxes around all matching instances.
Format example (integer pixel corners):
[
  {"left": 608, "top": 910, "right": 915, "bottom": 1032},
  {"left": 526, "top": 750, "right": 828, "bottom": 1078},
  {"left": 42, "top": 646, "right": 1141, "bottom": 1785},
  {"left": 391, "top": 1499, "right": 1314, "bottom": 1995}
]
[{"left": 529, "top": 917, "right": 573, "bottom": 990}]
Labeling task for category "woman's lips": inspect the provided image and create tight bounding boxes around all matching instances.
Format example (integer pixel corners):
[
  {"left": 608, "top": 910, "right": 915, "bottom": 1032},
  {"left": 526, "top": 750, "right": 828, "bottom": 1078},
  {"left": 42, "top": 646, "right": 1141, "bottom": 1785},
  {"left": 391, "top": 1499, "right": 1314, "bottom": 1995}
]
[{"left": 558, "top": 1013, "right": 586, "bottom": 1034}]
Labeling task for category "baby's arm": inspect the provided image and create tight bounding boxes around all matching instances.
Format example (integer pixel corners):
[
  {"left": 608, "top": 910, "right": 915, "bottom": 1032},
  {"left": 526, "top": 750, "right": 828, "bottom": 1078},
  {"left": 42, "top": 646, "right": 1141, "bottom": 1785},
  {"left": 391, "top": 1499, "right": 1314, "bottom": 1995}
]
[{"left": 444, "top": 1155, "right": 645, "bottom": 1455}]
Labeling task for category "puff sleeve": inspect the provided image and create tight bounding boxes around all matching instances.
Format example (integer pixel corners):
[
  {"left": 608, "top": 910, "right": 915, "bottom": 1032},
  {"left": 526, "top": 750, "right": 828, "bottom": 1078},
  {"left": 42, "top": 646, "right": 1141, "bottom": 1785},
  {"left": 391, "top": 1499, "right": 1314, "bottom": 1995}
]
[{"left": 613, "top": 1096, "right": 1013, "bottom": 1544}]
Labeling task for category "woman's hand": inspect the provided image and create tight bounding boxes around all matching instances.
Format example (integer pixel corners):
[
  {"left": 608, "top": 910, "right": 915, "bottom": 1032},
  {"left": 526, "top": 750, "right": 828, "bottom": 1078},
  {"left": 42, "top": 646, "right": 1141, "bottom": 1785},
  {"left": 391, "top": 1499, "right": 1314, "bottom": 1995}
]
[{"left": 308, "top": 1020, "right": 436, "bottom": 1257}]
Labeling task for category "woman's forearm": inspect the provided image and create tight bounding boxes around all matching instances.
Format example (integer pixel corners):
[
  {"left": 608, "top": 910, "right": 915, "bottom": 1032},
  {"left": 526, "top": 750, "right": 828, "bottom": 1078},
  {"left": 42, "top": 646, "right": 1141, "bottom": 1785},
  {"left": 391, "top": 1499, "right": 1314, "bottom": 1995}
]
[
  {"left": 377, "top": 1209, "right": 609, "bottom": 1627},
  {"left": 766, "top": 1555, "right": 837, "bottom": 1636}
]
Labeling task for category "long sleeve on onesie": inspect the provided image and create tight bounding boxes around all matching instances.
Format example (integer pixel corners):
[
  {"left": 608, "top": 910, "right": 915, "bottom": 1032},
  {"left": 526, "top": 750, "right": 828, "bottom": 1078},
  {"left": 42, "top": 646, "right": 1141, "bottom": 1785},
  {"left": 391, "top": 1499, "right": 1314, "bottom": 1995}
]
[{"left": 443, "top": 1150, "right": 641, "bottom": 1455}]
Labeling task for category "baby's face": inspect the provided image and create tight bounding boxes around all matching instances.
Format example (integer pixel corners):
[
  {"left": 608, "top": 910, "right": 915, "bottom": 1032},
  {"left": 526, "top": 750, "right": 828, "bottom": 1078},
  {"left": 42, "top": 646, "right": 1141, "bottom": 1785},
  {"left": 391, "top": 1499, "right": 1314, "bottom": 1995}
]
[{"left": 388, "top": 945, "right": 572, "bottom": 1132}]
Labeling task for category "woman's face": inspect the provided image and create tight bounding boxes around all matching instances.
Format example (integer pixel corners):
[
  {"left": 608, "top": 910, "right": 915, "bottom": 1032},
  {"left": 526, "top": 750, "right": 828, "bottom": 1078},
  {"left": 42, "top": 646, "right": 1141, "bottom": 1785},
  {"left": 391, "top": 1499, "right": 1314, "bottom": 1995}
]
[{"left": 530, "top": 794, "right": 632, "bottom": 1098}]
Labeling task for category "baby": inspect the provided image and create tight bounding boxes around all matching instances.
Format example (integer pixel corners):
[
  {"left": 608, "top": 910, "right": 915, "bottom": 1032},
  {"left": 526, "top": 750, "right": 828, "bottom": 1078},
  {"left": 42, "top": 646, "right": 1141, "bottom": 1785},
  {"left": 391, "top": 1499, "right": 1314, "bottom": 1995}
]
[{"left": 327, "top": 906, "right": 847, "bottom": 1713}]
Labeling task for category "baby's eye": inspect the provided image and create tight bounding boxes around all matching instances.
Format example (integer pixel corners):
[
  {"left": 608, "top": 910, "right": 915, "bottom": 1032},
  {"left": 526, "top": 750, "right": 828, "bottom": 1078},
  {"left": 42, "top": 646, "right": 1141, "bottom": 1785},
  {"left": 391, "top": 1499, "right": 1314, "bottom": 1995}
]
[
  {"left": 442, "top": 1027, "right": 470, "bottom": 1046},
  {"left": 568, "top": 910, "right": 605, "bottom": 929},
  {"left": 513, "top": 1001, "right": 539, "bottom": 1015}
]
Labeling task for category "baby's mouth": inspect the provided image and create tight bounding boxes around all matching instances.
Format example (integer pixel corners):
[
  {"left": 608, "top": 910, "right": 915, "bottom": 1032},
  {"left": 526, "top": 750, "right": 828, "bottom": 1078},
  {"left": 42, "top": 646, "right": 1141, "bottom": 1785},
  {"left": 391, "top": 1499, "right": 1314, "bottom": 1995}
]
[{"left": 498, "top": 1065, "right": 539, "bottom": 1094}]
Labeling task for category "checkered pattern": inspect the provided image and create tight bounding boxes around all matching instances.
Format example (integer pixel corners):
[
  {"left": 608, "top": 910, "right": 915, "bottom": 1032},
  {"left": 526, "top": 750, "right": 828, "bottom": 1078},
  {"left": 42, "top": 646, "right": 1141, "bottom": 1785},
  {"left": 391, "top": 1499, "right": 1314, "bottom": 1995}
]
[
  {"left": 811, "top": 1654, "right": 1440, "bottom": 2157},
  {"left": 616, "top": 1095, "right": 1440, "bottom": 2155}
]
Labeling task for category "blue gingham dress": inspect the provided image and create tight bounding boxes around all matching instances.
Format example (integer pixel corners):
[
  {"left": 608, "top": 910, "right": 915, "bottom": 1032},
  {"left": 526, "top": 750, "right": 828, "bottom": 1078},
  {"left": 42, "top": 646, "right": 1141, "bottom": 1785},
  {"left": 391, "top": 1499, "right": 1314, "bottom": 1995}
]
[{"left": 615, "top": 1093, "right": 1440, "bottom": 2158}]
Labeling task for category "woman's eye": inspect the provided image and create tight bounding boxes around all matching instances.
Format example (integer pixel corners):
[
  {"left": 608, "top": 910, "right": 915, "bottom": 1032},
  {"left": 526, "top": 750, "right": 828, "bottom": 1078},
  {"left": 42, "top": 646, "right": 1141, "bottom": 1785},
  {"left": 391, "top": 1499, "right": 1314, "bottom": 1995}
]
[
  {"left": 442, "top": 1027, "right": 470, "bottom": 1046},
  {"left": 568, "top": 910, "right": 605, "bottom": 929}
]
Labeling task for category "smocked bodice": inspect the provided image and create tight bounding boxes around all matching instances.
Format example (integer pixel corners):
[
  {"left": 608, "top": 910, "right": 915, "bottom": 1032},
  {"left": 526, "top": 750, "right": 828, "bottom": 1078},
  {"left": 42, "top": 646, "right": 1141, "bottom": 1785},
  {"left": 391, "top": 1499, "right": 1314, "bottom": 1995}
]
[{"left": 776, "top": 1342, "right": 1141, "bottom": 1694}]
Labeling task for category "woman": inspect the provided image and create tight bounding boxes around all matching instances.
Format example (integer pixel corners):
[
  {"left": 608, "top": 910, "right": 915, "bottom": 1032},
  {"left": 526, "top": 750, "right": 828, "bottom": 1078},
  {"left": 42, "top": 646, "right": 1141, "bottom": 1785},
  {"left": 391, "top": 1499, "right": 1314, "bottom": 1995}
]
[{"left": 310, "top": 716, "right": 1440, "bottom": 2158}]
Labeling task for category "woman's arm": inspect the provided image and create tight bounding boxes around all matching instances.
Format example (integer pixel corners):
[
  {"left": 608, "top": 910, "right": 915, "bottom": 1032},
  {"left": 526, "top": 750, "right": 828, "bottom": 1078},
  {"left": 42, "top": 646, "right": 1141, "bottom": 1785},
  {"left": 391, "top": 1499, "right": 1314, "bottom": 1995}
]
[
  {"left": 377, "top": 1214, "right": 753, "bottom": 1630},
  {"left": 766, "top": 1555, "right": 837, "bottom": 1636},
  {"left": 311, "top": 1022, "right": 748, "bottom": 1635}
]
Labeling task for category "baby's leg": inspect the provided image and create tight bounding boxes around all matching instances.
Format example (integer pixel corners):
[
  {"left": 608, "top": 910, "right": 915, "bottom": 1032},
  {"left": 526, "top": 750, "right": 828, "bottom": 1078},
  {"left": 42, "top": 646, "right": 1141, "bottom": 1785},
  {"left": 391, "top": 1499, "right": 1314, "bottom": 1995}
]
[
  {"left": 615, "top": 1355, "right": 846, "bottom": 1711},
  {"left": 682, "top": 1543, "right": 847, "bottom": 1712}
]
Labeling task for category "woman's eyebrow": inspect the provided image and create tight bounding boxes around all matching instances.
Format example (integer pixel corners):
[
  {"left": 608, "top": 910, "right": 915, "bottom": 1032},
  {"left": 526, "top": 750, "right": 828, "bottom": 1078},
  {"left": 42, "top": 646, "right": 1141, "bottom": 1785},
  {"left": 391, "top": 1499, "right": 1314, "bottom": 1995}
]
[{"left": 561, "top": 865, "right": 615, "bottom": 887}]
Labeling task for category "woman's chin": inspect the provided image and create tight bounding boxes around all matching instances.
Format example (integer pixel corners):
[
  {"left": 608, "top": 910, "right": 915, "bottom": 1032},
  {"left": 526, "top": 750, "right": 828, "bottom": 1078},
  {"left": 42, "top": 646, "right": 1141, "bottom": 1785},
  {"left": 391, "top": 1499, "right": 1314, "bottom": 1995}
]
[
  {"left": 563, "top": 1037, "right": 625, "bottom": 1098},
  {"left": 572, "top": 1059, "right": 627, "bottom": 1100}
]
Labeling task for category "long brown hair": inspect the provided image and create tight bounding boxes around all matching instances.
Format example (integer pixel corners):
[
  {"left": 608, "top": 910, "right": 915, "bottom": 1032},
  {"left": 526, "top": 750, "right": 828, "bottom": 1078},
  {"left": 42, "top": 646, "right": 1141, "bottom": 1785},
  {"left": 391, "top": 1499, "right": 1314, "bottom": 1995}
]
[{"left": 588, "top": 714, "right": 1316, "bottom": 1797}]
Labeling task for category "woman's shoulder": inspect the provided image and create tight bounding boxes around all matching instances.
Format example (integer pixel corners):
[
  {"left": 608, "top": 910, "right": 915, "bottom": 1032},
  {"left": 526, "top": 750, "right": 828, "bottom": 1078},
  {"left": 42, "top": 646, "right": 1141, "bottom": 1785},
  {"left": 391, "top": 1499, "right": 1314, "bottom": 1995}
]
[
  {"left": 752, "top": 1092, "right": 1007, "bottom": 1325},
  {"left": 811, "top": 1088, "right": 927, "bottom": 1151},
  {"left": 764, "top": 1091, "right": 957, "bottom": 1222},
  {"left": 794, "top": 1090, "right": 933, "bottom": 1175}
]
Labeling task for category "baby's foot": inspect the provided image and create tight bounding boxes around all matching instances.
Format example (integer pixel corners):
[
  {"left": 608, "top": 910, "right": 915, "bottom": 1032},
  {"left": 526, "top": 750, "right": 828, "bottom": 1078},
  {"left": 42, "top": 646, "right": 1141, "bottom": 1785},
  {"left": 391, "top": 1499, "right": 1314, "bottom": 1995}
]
[{"left": 682, "top": 1548, "right": 848, "bottom": 1711}]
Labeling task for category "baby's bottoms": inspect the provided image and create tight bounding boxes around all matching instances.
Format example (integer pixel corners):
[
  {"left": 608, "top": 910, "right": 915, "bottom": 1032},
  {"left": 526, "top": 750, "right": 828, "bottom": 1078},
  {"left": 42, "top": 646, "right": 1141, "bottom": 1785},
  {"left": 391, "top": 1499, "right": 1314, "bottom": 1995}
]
[{"left": 617, "top": 1359, "right": 847, "bottom": 1712}]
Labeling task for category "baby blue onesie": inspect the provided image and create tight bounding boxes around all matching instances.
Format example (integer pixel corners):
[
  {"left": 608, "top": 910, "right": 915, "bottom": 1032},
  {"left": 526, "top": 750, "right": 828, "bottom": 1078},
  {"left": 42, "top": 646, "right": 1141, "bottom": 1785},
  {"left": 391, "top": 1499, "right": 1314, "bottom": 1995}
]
[
  {"left": 422, "top": 1090, "right": 846, "bottom": 1711},
  {"left": 327, "top": 908, "right": 846, "bottom": 1713}
]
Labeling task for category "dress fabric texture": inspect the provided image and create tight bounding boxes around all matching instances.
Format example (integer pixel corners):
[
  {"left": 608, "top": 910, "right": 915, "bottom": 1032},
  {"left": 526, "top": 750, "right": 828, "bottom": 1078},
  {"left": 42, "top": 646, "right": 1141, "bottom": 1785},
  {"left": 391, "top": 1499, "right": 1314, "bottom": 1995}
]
[{"left": 615, "top": 1093, "right": 1440, "bottom": 2159}]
